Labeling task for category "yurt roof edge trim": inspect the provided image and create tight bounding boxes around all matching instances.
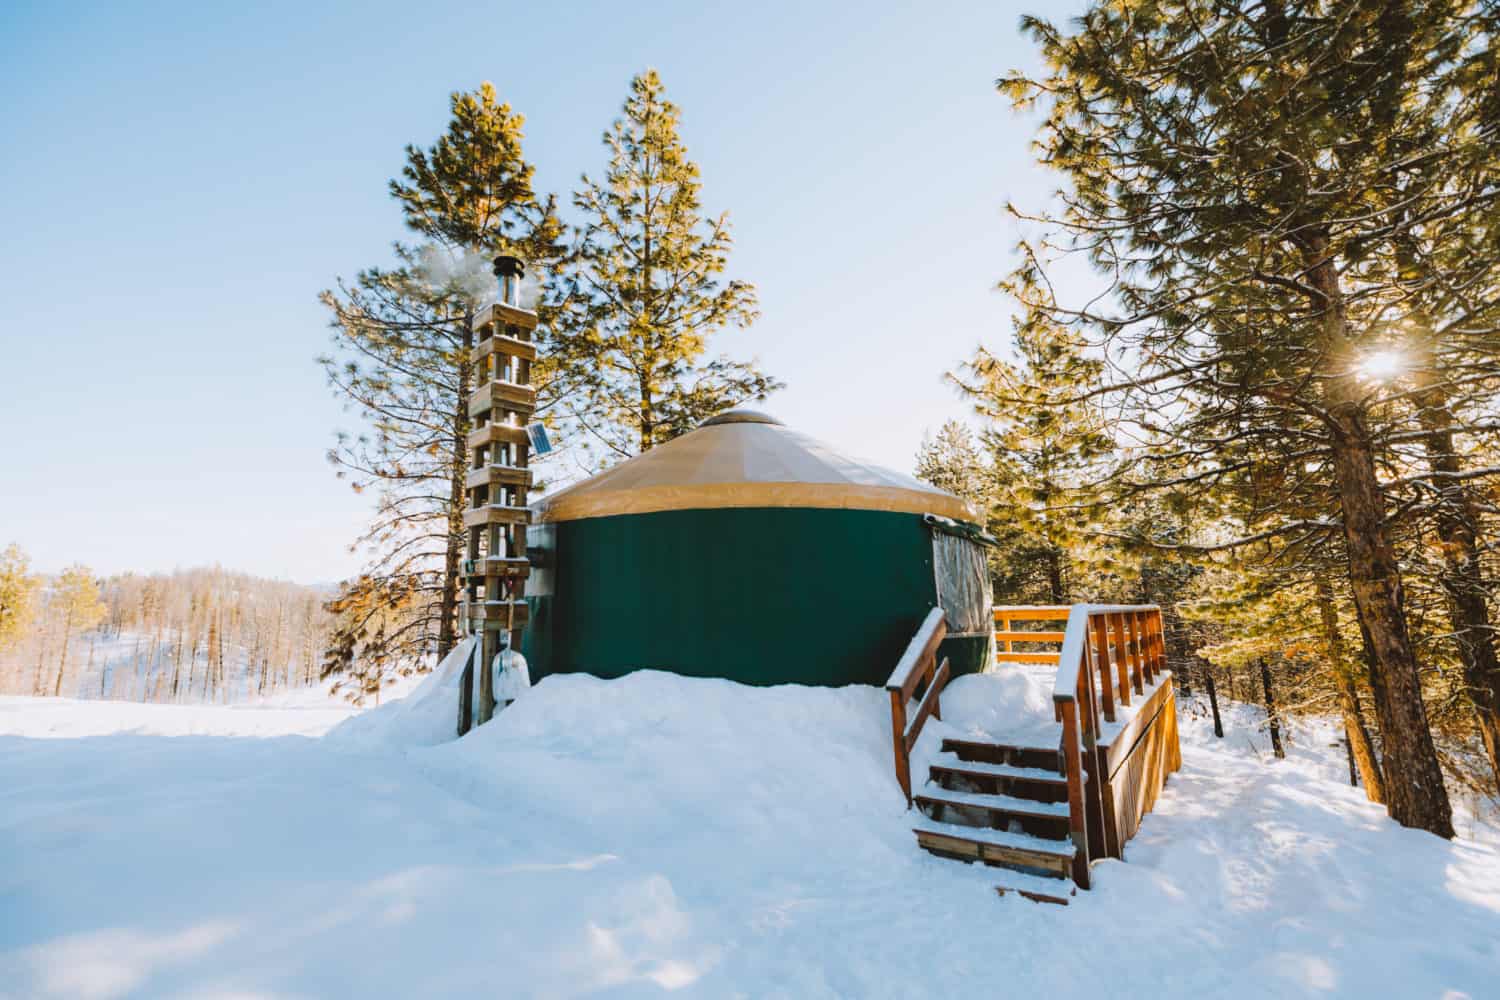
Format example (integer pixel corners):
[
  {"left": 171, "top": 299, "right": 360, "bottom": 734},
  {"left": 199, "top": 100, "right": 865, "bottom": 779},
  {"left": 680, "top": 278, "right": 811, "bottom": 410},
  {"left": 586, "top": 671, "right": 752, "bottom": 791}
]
[
  {"left": 532, "top": 416, "right": 976, "bottom": 524},
  {"left": 537, "top": 481, "right": 974, "bottom": 523}
]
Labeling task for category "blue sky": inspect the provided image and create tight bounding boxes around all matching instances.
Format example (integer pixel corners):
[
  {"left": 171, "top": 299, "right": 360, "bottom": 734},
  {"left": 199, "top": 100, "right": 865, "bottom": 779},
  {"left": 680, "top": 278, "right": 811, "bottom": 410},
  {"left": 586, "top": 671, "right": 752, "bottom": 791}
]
[{"left": 0, "top": 1, "right": 1084, "bottom": 583}]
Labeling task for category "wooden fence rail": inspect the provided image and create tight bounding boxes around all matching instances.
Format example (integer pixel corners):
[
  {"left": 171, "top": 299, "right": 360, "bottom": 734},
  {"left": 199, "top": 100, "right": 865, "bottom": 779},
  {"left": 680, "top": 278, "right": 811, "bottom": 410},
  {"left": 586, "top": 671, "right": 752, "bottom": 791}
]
[
  {"left": 1050, "top": 604, "right": 1179, "bottom": 876},
  {"left": 885, "top": 608, "right": 951, "bottom": 807},
  {"left": 992, "top": 605, "right": 1070, "bottom": 664}
]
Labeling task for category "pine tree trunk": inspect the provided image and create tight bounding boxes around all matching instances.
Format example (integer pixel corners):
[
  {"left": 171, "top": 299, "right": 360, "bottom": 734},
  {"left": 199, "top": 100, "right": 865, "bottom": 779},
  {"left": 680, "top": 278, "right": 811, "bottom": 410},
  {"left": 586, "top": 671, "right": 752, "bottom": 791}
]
[
  {"left": 53, "top": 610, "right": 74, "bottom": 697},
  {"left": 1305, "top": 242, "right": 1452, "bottom": 838},
  {"left": 186, "top": 628, "right": 199, "bottom": 701},
  {"left": 1259, "top": 658, "right": 1285, "bottom": 760},
  {"left": 1316, "top": 576, "right": 1385, "bottom": 802},
  {"left": 437, "top": 309, "right": 474, "bottom": 663},
  {"left": 32, "top": 631, "right": 46, "bottom": 696},
  {"left": 1168, "top": 616, "right": 1191, "bottom": 696},
  {"left": 639, "top": 375, "right": 655, "bottom": 453},
  {"left": 1045, "top": 547, "right": 1065, "bottom": 605},
  {"left": 1411, "top": 362, "right": 1500, "bottom": 793},
  {"left": 170, "top": 625, "right": 183, "bottom": 701},
  {"left": 1203, "top": 664, "right": 1224, "bottom": 739}
]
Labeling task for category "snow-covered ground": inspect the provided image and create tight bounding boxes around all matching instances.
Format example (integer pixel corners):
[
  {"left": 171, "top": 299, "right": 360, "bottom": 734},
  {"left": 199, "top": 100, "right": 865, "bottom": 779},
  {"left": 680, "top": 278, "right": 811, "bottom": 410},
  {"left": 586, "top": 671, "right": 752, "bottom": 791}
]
[
  {"left": 2, "top": 664, "right": 1498, "bottom": 999},
  {"left": 0, "top": 695, "right": 355, "bottom": 741}
]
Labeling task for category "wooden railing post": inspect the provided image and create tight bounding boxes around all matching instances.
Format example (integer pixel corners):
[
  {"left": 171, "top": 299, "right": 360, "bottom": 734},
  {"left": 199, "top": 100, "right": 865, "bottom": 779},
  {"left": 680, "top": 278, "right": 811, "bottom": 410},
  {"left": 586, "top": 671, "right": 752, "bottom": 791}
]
[
  {"left": 886, "top": 608, "right": 949, "bottom": 808},
  {"left": 1123, "top": 612, "right": 1139, "bottom": 688},
  {"left": 889, "top": 688, "right": 912, "bottom": 806},
  {"left": 1057, "top": 692, "right": 1092, "bottom": 890},
  {"left": 1108, "top": 612, "right": 1133, "bottom": 705},
  {"left": 1077, "top": 640, "right": 1112, "bottom": 860},
  {"left": 1091, "top": 614, "right": 1116, "bottom": 723},
  {"left": 1136, "top": 611, "right": 1155, "bottom": 686},
  {"left": 1037, "top": 603, "right": 1173, "bottom": 880},
  {"left": 1150, "top": 610, "right": 1167, "bottom": 678}
]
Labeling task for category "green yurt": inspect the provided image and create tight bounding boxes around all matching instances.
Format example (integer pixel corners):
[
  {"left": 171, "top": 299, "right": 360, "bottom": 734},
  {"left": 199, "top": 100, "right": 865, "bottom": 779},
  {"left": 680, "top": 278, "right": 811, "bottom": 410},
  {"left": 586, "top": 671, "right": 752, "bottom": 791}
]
[{"left": 522, "top": 410, "right": 994, "bottom": 688}]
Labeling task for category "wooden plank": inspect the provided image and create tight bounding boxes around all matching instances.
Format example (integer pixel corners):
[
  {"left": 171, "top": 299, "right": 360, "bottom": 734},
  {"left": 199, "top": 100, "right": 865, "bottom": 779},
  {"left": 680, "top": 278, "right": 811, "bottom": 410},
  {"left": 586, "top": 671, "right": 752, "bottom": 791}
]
[
  {"left": 1090, "top": 614, "right": 1118, "bottom": 721},
  {"left": 467, "top": 601, "right": 530, "bottom": 626},
  {"left": 472, "top": 299, "right": 539, "bottom": 333},
  {"left": 467, "top": 379, "right": 537, "bottom": 418},
  {"left": 1075, "top": 649, "right": 1111, "bottom": 862},
  {"left": 1109, "top": 695, "right": 1172, "bottom": 845},
  {"left": 886, "top": 609, "right": 947, "bottom": 701},
  {"left": 466, "top": 422, "right": 531, "bottom": 450},
  {"left": 462, "top": 505, "right": 532, "bottom": 529},
  {"left": 1101, "top": 675, "right": 1175, "bottom": 777},
  {"left": 995, "top": 880, "right": 1074, "bottom": 905},
  {"left": 915, "top": 788, "right": 1070, "bottom": 820},
  {"left": 1166, "top": 688, "right": 1183, "bottom": 773},
  {"left": 912, "top": 829, "right": 1074, "bottom": 877},
  {"left": 1056, "top": 694, "right": 1092, "bottom": 890},
  {"left": 1100, "top": 685, "right": 1180, "bottom": 851},
  {"left": 464, "top": 465, "right": 534, "bottom": 490},
  {"left": 889, "top": 687, "right": 912, "bottom": 806},
  {"left": 474, "top": 332, "right": 539, "bottom": 362},
  {"left": 996, "top": 650, "right": 1068, "bottom": 665},
  {"left": 1107, "top": 613, "right": 1132, "bottom": 708},
  {"left": 929, "top": 753, "right": 1067, "bottom": 785},
  {"left": 993, "top": 606, "right": 1071, "bottom": 620},
  {"left": 1150, "top": 611, "right": 1168, "bottom": 679},
  {"left": 939, "top": 739, "right": 1064, "bottom": 772},
  {"left": 993, "top": 630, "right": 1067, "bottom": 643},
  {"left": 1129, "top": 611, "right": 1150, "bottom": 689},
  {"left": 904, "top": 658, "right": 950, "bottom": 753}
]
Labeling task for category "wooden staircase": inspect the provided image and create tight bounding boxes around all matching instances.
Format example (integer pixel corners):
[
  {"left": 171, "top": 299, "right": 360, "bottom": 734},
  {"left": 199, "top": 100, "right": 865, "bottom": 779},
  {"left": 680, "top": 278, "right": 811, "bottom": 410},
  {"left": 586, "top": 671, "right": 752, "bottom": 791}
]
[
  {"left": 913, "top": 737, "right": 1079, "bottom": 904},
  {"left": 886, "top": 604, "right": 1183, "bottom": 906}
]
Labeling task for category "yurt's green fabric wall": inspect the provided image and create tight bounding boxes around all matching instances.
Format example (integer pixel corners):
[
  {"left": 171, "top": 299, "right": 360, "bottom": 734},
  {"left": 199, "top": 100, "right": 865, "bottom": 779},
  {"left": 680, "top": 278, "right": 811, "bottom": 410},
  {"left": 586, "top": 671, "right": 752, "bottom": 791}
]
[{"left": 523, "top": 506, "right": 985, "bottom": 687}]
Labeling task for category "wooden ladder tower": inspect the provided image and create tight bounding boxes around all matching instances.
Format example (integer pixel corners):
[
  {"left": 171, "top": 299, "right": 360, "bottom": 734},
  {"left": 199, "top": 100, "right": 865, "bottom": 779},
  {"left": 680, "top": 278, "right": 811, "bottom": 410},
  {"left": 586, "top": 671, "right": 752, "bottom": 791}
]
[{"left": 458, "top": 254, "right": 537, "bottom": 734}]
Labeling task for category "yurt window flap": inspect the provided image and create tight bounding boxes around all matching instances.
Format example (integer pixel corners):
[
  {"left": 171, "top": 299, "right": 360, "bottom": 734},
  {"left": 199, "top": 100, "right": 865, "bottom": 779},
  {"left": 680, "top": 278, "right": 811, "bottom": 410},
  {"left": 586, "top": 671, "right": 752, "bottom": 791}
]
[{"left": 924, "top": 515, "right": 994, "bottom": 637}]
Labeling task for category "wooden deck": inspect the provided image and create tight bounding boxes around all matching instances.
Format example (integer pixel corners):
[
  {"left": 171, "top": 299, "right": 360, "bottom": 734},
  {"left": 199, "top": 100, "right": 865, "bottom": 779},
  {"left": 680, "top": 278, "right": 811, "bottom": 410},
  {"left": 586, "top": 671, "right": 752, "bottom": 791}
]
[{"left": 889, "top": 604, "right": 1182, "bottom": 901}]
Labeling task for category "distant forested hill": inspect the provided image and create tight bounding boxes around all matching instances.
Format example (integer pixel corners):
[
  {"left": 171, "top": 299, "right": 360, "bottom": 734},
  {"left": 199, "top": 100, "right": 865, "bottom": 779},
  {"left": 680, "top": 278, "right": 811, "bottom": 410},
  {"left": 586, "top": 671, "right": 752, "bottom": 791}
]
[{"left": 0, "top": 566, "right": 333, "bottom": 703}]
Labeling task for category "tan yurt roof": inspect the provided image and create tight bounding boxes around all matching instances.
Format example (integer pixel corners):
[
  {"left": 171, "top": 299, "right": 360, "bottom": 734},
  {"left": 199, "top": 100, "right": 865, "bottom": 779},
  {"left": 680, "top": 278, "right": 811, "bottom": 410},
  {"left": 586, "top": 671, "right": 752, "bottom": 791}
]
[{"left": 534, "top": 409, "right": 976, "bottom": 523}]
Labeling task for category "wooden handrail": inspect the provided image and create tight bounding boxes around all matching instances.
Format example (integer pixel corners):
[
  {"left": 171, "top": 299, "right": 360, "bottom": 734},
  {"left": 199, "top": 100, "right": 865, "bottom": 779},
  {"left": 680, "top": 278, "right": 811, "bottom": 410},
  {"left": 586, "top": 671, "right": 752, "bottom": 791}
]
[
  {"left": 1045, "top": 604, "right": 1169, "bottom": 889},
  {"left": 994, "top": 605, "right": 1073, "bottom": 664},
  {"left": 886, "top": 608, "right": 950, "bottom": 807}
]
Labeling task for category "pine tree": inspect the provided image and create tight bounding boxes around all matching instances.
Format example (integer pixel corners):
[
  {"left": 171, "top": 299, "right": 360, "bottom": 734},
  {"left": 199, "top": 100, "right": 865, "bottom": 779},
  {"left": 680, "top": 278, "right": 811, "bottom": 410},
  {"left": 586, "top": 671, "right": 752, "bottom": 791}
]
[
  {"left": 949, "top": 311, "right": 1113, "bottom": 602},
  {"left": 551, "top": 70, "right": 779, "bottom": 462},
  {"left": 0, "top": 544, "right": 40, "bottom": 656},
  {"left": 322, "top": 83, "right": 561, "bottom": 679},
  {"left": 1371, "top": 225, "right": 1500, "bottom": 790},
  {"left": 50, "top": 565, "right": 105, "bottom": 698},
  {"left": 914, "top": 421, "right": 991, "bottom": 512},
  {"left": 390, "top": 82, "right": 562, "bottom": 261},
  {"left": 998, "top": 0, "right": 1497, "bottom": 837}
]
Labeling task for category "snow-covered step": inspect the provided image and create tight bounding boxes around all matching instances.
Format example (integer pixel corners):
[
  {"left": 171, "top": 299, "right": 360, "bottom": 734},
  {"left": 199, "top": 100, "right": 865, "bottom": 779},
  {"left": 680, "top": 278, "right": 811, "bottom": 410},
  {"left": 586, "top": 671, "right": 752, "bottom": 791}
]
[
  {"left": 914, "top": 785, "right": 1070, "bottom": 821},
  {"left": 928, "top": 752, "right": 1068, "bottom": 787},
  {"left": 941, "top": 737, "right": 1062, "bottom": 773},
  {"left": 912, "top": 816, "right": 1076, "bottom": 878},
  {"left": 993, "top": 869, "right": 1077, "bottom": 906}
]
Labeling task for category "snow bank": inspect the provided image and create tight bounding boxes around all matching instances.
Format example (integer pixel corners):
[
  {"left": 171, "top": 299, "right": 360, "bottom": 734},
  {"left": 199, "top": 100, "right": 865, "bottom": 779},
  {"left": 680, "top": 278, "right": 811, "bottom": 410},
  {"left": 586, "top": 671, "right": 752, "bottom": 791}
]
[
  {"left": 1, "top": 669, "right": 1498, "bottom": 999},
  {"left": 325, "top": 637, "right": 475, "bottom": 749},
  {"left": 0, "top": 695, "right": 354, "bottom": 739}
]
